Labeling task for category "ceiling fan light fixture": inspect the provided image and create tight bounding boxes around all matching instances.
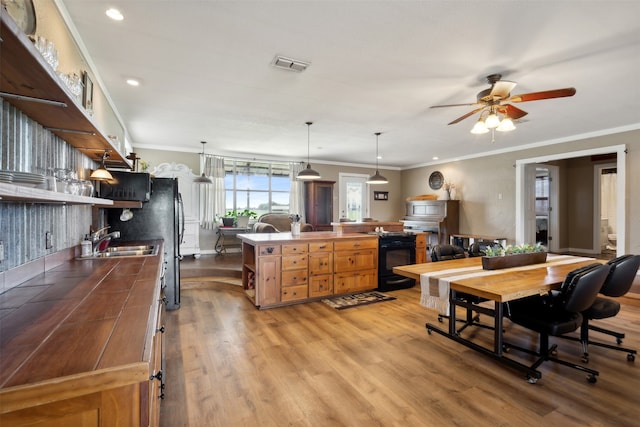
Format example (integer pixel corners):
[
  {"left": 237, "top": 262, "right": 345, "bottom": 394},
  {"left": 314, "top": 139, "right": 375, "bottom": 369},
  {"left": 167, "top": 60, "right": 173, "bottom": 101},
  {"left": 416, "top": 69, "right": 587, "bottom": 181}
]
[
  {"left": 297, "top": 122, "right": 321, "bottom": 181},
  {"left": 496, "top": 116, "right": 516, "bottom": 132},
  {"left": 470, "top": 118, "right": 489, "bottom": 134},
  {"left": 366, "top": 132, "right": 388, "bottom": 184}
]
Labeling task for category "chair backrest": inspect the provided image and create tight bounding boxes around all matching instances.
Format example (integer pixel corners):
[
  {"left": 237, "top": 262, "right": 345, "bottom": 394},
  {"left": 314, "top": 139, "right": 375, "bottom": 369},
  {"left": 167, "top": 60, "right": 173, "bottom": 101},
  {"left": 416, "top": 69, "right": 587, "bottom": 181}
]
[
  {"left": 468, "top": 241, "right": 502, "bottom": 257},
  {"left": 563, "top": 264, "right": 611, "bottom": 313},
  {"left": 431, "top": 244, "right": 466, "bottom": 262},
  {"left": 601, "top": 254, "right": 640, "bottom": 297}
]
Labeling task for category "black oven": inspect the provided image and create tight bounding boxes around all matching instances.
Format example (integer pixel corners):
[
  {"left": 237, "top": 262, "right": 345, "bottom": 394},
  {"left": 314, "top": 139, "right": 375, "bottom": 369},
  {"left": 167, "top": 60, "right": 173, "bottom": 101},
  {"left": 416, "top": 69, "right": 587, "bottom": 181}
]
[{"left": 377, "top": 233, "right": 416, "bottom": 291}]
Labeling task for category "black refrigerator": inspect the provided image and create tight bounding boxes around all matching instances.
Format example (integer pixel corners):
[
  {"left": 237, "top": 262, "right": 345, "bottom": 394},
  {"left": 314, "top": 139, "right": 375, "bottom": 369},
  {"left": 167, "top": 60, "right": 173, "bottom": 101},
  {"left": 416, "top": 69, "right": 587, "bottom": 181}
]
[{"left": 107, "top": 177, "right": 183, "bottom": 310}]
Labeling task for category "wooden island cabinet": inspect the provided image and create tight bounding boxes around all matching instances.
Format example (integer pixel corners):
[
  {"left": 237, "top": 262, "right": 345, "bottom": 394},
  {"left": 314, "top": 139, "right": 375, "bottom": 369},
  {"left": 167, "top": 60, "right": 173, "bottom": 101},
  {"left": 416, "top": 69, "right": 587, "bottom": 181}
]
[{"left": 239, "top": 232, "right": 378, "bottom": 308}]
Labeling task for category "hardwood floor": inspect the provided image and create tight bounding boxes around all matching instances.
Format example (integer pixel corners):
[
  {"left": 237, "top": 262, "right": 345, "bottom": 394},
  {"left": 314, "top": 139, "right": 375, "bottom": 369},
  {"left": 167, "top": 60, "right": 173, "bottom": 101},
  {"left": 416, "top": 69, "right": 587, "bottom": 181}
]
[{"left": 163, "top": 258, "right": 640, "bottom": 426}]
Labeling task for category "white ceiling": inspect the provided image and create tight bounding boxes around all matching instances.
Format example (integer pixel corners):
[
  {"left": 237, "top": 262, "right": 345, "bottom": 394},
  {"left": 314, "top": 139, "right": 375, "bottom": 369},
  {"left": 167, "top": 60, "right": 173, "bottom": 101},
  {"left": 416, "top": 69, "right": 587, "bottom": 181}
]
[{"left": 59, "top": 0, "right": 640, "bottom": 169}]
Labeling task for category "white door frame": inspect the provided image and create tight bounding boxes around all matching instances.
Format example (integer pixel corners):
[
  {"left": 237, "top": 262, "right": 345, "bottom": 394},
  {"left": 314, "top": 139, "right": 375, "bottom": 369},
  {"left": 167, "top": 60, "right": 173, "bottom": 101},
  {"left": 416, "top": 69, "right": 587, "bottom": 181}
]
[{"left": 515, "top": 144, "right": 626, "bottom": 256}]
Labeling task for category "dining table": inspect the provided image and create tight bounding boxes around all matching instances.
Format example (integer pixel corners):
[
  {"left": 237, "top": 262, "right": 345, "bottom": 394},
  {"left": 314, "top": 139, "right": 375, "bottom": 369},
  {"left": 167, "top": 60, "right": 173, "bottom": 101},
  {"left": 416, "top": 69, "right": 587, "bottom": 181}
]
[{"left": 393, "top": 254, "right": 602, "bottom": 382}]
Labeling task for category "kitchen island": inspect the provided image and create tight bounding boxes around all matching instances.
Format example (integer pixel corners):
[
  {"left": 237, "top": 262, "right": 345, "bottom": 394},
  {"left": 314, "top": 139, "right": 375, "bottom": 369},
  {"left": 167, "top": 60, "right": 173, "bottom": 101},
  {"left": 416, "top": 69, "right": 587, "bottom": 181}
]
[
  {"left": 0, "top": 241, "right": 166, "bottom": 427},
  {"left": 238, "top": 232, "right": 379, "bottom": 308}
]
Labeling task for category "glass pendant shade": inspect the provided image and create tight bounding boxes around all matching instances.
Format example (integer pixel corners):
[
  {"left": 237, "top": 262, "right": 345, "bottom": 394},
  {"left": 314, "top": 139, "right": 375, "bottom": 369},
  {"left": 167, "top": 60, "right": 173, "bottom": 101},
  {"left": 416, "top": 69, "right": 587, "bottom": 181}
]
[
  {"left": 485, "top": 112, "right": 500, "bottom": 129},
  {"left": 470, "top": 119, "right": 490, "bottom": 134},
  {"left": 366, "top": 132, "right": 388, "bottom": 184},
  {"left": 89, "top": 150, "right": 114, "bottom": 181},
  {"left": 496, "top": 117, "right": 516, "bottom": 132},
  {"left": 297, "top": 122, "right": 321, "bottom": 180}
]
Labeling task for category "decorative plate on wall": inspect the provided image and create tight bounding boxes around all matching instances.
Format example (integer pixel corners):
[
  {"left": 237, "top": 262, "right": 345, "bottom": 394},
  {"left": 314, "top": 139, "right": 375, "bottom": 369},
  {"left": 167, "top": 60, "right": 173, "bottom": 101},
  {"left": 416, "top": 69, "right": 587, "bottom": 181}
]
[
  {"left": 428, "top": 171, "right": 444, "bottom": 190},
  {"left": 2, "top": 0, "right": 36, "bottom": 35}
]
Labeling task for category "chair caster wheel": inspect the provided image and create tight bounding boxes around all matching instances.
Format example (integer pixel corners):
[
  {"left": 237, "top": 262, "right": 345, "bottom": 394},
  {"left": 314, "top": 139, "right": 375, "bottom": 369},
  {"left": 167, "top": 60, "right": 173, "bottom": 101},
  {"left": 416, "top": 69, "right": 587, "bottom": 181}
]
[
  {"left": 502, "top": 345, "right": 510, "bottom": 353},
  {"left": 581, "top": 355, "right": 589, "bottom": 363},
  {"left": 550, "top": 349, "right": 557, "bottom": 357},
  {"left": 616, "top": 338, "right": 623, "bottom": 345},
  {"left": 587, "top": 375, "right": 597, "bottom": 384},
  {"left": 438, "top": 316, "right": 443, "bottom": 323},
  {"left": 427, "top": 328, "right": 432, "bottom": 335},
  {"left": 628, "top": 353, "right": 635, "bottom": 362},
  {"left": 526, "top": 375, "right": 538, "bottom": 384}
]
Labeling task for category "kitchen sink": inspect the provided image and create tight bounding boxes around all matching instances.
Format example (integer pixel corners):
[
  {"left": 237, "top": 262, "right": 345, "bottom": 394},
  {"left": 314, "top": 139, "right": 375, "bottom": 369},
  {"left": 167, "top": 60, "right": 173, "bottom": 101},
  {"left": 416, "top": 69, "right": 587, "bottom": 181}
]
[{"left": 79, "top": 244, "right": 159, "bottom": 259}]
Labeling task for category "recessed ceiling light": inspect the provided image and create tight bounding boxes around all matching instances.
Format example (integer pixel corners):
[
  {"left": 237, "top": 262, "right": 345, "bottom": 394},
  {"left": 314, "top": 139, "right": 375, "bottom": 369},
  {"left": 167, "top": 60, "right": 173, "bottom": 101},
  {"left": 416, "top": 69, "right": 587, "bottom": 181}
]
[
  {"left": 126, "top": 78, "right": 140, "bottom": 86},
  {"left": 432, "top": 156, "right": 439, "bottom": 160},
  {"left": 106, "top": 8, "right": 124, "bottom": 21}
]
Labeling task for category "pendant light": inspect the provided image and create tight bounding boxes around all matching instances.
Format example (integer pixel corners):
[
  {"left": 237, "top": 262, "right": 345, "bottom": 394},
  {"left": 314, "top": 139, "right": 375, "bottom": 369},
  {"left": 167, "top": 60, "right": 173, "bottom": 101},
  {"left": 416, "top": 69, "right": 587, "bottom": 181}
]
[
  {"left": 297, "top": 121, "right": 321, "bottom": 180},
  {"left": 194, "top": 141, "right": 213, "bottom": 184},
  {"left": 89, "top": 150, "right": 113, "bottom": 181},
  {"left": 366, "top": 132, "right": 388, "bottom": 184}
]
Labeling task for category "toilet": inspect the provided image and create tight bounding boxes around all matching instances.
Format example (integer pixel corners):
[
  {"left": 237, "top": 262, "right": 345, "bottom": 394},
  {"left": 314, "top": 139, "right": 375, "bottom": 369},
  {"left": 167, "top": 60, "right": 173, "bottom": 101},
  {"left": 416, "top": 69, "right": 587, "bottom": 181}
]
[{"left": 607, "top": 233, "right": 617, "bottom": 250}]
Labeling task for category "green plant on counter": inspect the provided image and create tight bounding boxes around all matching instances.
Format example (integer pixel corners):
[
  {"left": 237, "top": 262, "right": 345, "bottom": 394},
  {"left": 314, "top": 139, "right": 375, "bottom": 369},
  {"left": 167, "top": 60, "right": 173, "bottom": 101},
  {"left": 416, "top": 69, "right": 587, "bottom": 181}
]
[{"left": 484, "top": 243, "right": 546, "bottom": 257}]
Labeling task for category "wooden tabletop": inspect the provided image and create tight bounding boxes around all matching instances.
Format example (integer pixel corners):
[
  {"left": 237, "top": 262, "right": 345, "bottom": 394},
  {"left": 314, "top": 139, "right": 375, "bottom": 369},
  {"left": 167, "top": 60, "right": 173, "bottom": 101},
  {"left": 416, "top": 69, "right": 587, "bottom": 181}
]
[{"left": 394, "top": 255, "right": 603, "bottom": 302}]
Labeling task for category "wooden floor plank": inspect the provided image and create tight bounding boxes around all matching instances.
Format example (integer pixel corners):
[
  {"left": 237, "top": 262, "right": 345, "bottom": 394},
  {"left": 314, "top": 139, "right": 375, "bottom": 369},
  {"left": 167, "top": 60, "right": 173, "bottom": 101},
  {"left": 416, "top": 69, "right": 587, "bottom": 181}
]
[{"left": 161, "top": 281, "right": 640, "bottom": 427}]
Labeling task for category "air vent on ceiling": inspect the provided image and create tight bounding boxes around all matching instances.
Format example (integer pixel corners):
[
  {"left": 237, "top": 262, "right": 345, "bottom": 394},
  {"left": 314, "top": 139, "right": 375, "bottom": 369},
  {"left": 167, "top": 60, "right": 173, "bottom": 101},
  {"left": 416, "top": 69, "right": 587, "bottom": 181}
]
[{"left": 271, "top": 55, "right": 310, "bottom": 72}]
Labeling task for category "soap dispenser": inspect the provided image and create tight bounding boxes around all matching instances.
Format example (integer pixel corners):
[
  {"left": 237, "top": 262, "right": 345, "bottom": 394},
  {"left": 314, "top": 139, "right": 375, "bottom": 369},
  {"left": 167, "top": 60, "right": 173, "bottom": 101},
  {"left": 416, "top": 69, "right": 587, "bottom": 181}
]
[{"left": 81, "top": 235, "right": 92, "bottom": 257}]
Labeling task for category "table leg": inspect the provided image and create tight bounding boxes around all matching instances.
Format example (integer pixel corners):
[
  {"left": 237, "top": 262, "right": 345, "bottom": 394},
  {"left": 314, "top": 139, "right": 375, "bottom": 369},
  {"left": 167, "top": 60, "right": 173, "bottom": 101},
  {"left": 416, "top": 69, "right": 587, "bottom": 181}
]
[
  {"left": 494, "top": 301, "right": 503, "bottom": 356},
  {"left": 215, "top": 231, "right": 224, "bottom": 254}
]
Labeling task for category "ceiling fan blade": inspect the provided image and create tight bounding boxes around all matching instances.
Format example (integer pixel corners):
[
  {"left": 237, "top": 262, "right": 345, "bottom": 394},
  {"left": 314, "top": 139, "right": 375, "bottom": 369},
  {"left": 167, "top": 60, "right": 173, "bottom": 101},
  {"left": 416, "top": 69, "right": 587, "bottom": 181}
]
[
  {"left": 430, "top": 102, "right": 478, "bottom": 109},
  {"left": 489, "top": 80, "right": 517, "bottom": 99},
  {"left": 447, "top": 107, "right": 485, "bottom": 125},
  {"left": 500, "top": 104, "right": 528, "bottom": 120},
  {"left": 507, "top": 87, "right": 576, "bottom": 103}
]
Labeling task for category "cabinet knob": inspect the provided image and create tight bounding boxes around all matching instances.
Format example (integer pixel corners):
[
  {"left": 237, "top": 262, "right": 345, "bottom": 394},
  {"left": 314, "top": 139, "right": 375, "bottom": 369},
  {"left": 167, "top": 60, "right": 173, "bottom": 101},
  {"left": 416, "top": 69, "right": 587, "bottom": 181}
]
[{"left": 156, "top": 325, "right": 165, "bottom": 333}]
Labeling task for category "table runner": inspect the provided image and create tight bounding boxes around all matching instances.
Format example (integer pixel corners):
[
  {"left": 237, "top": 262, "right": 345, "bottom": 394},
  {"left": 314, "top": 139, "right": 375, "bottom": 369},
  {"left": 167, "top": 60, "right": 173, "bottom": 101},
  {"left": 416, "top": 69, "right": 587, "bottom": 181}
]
[{"left": 420, "top": 254, "right": 595, "bottom": 315}]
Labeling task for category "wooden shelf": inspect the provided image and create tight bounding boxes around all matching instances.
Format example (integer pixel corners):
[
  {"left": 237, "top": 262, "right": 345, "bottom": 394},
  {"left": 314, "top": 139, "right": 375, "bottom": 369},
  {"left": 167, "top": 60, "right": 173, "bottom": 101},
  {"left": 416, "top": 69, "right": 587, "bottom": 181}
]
[
  {"left": 111, "top": 201, "right": 143, "bottom": 209},
  {"left": 0, "top": 13, "right": 131, "bottom": 167},
  {"left": 0, "top": 182, "right": 113, "bottom": 206}
]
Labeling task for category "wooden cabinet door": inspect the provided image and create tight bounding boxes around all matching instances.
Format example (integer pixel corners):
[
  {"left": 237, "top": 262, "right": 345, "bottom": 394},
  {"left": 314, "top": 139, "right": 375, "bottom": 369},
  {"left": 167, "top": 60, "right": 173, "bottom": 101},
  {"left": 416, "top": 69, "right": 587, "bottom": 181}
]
[
  {"left": 334, "top": 249, "right": 376, "bottom": 272},
  {"left": 257, "top": 256, "right": 281, "bottom": 306},
  {"left": 309, "top": 252, "right": 333, "bottom": 275},
  {"left": 309, "top": 274, "right": 333, "bottom": 297}
]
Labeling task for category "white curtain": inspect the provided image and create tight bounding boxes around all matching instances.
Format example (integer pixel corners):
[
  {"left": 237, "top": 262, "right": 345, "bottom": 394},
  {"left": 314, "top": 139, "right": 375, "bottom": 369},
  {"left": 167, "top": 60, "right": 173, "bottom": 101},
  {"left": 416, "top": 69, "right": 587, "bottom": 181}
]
[
  {"left": 289, "top": 162, "right": 306, "bottom": 222},
  {"left": 601, "top": 171, "right": 617, "bottom": 234},
  {"left": 200, "top": 155, "right": 226, "bottom": 229}
]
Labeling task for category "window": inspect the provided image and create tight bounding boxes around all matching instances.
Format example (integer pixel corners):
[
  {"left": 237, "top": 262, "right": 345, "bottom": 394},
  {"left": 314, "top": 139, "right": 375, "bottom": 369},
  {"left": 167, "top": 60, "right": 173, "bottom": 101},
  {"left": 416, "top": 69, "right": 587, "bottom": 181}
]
[
  {"left": 224, "top": 160, "right": 290, "bottom": 216},
  {"left": 338, "top": 173, "right": 370, "bottom": 221}
]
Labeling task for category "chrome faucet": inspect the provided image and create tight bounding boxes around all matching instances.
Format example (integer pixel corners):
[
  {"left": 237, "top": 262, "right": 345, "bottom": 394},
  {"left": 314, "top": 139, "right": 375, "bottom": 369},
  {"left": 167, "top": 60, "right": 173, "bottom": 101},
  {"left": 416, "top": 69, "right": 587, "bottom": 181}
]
[{"left": 91, "top": 226, "right": 121, "bottom": 253}]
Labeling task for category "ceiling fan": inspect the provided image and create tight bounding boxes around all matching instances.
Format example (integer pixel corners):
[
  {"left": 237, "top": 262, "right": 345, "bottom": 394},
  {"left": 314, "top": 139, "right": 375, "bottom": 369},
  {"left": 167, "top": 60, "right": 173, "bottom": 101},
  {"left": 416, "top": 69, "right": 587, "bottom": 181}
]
[{"left": 431, "top": 73, "right": 576, "bottom": 134}]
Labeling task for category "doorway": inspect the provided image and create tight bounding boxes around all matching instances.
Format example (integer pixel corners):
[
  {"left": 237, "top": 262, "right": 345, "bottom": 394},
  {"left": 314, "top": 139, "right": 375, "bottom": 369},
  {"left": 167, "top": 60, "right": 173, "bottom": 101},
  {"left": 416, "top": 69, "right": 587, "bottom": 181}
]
[
  {"left": 595, "top": 163, "right": 617, "bottom": 256},
  {"left": 516, "top": 144, "right": 626, "bottom": 257}
]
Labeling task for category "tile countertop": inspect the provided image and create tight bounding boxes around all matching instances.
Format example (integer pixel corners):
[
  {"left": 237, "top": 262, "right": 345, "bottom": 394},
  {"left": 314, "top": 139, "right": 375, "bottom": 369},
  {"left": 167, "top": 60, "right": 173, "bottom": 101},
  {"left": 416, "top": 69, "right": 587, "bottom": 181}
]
[{"left": 0, "top": 240, "right": 163, "bottom": 401}]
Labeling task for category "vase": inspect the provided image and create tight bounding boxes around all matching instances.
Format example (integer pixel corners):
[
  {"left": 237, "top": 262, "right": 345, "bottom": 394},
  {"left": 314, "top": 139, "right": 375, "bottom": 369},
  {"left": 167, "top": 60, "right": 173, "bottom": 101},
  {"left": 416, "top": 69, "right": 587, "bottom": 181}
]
[
  {"left": 291, "top": 223, "right": 301, "bottom": 236},
  {"left": 222, "top": 217, "right": 234, "bottom": 227},
  {"left": 482, "top": 252, "right": 547, "bottom": 270},
  {"left": 442, "top": 189, "right": 450, "bottom": 200}
]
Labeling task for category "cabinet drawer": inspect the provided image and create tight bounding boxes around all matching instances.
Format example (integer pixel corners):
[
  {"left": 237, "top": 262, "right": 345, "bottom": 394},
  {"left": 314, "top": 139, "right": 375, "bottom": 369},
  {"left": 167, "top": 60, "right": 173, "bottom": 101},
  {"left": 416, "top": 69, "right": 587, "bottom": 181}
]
[
  {"left": 258, "top": 245, "right": 281, "bottom": 256},
  {"left": 283, "top": 243, "right": 308, "bottom": 255},
  {"left": 334, "top": 239, "right": 378, "bottom": 251},
  {"left": 334, "top": 248, "right": 377, "bottom": 272},
  {"left": 309, "top": 241, "right": 333, "bottom": 252},
  {"left": 282, "top": 269, "right": 308, "bottom": 287},
  {"left": 309, "top": 252, "right": 333, "bottom": 275},
  {"left": 281, "top": 284, "right": 308, "bottom": 302},
  {"left": 282, "top": 254, "right": 308, "bottom": 270},
  {"left": 309, "top": 275, "right": 333, "bottom": 297}
]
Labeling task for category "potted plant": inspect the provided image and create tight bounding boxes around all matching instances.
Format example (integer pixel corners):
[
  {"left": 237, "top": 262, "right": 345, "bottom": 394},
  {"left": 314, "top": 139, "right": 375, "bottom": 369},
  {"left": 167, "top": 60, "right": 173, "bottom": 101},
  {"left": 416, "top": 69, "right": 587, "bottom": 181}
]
[
  {"left": 482, "top": 243, "right": 547, "bottom": 270},
  {"left": 220, "top": 209, "right": 257, "bottom": 227}
]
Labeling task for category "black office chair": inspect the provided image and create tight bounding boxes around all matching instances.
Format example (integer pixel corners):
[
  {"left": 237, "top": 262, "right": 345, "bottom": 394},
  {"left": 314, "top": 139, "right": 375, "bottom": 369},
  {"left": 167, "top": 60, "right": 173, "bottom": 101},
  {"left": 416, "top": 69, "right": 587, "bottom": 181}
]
[
  {"left": 559, "top": 254, "right": 640, "bottom": 362},
  {"left": 431, "top": 244, "right": 491, "bottom": 333},
  {"left": 468, "top": 241, "right": 502, "bottom": 257},
  {"left": 431, "top": 244, "right": 466, "bottom": 261},
  {"left": 505, "top": 263, "right": 611, "bottom": 383}
]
